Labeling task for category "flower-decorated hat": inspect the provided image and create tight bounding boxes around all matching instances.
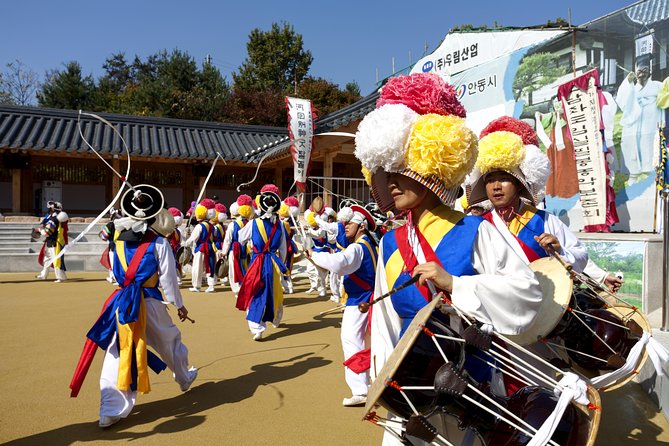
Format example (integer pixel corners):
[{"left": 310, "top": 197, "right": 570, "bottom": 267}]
[
  {"left": 215, "top": 203, "right": 228, "bottom": 222},
  {"left": 168, "top": 207, "right": 183, "bottom": 226},
  {"left": 236, "top": 194, "right": 254, "bottom": 219},
  {"left": 467, "top": 116, "right": 551, "bottom": 206},
  {"left": 354, "top": 73, "right": 477, "bottom": 212},
  {"left": 258, "top": 184, "right": 282, "bottom": 216},
  {"left": 284, "top": 196, "right": 300, "bottom": 219},
  {"left": 194, "top": 198, "right": 216, "bottom": 222}
]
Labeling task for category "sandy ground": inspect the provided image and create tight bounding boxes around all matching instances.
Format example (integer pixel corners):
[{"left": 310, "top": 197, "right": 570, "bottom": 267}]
[{"left": 1, "top": 270, "right": 668, "bottom": 445}]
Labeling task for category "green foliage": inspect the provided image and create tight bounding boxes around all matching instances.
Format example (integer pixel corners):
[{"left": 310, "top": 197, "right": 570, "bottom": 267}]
[
  {"left": 297, "top": 77, "right": 362, "bottom": 116},
  {"left": 233, "top": 21, "right": 313, "bottom": 93},
  {"left": 37, "top": 61, "right": 96, "bottom": 109},
  {"left": 513, "top": 53, "right": 566, "bottom": 101},
  {"left": 584, "top": 241, "right": 644, "bottom": 301},
  {"left": 32, "top": 21, "right": 359, "bottom": 125}
]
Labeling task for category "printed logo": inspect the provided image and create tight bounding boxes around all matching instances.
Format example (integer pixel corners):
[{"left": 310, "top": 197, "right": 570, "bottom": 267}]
[
  {"left": 422, "top": 61, "right": 434, "bottom": 72},
  {"left": 456, "top": 84, "right": 466, "bottom": 100}
]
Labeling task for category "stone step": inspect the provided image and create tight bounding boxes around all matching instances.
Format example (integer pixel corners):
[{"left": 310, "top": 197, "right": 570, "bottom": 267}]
[{"left": 0, "top": 247, "right": 32, "bottom": 254}]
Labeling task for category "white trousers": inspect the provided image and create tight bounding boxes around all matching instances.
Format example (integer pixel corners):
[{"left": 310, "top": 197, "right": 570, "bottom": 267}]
[
  {"left": 306, "top": 261, "right": 327, "bottom": 292},
  {"left": 227, "top": 252, "right": 241, "bottom": 294},
  {"left": 99, "top": 298, "right": 191, "bottom": 418},
  {"left": 247, "top": 305, "right": 283, "bottom": 335},
  {"left": 329, "top": 272, "right": 342, "bottom": 299},
  {"left": 37, "top": 246, "right": 67, "bottom": 280},
  {"left": 191, "top": 251, "right": 204, "bottom": 290},
  {"left": 341, "top": 306, "right": 369, "bottom": 396},
  {"left": 107, "top": 251, "right": 116, "bottom": 283}
]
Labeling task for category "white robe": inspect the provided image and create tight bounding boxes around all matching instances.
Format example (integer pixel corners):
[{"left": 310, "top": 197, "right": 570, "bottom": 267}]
[
  {"left": 617, "top": 77, "right": 663, "bottom": 176},
  {"left": 370, "top": 219, "right": 542, "bottom": 383},
  {"left": 486, "top": 205, "right": 589, "bottom": 273}
]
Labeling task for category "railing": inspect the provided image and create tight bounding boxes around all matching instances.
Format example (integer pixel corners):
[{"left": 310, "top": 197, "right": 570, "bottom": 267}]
[{"left": 305, "top": 176, "right": 372, "bottom": 210}]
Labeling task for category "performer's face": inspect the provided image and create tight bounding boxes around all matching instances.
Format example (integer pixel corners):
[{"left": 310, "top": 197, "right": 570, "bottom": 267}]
[
  {"left": 386, "top": 172, "right": 430, "bottom": 210},
  {"left": 345, "top": 221, "right": 360, "bottom": 240},
  {"left": 484, "top": 171, "right": 520, "bottom": 208}
]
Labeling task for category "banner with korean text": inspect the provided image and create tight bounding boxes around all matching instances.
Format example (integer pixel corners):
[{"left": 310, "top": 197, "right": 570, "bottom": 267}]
[
  {"left": 557, "top": 72, "right": 608, "bottom": 227},
  {"left": 286, "top": 97, "right": 315, "bottom": 192}
]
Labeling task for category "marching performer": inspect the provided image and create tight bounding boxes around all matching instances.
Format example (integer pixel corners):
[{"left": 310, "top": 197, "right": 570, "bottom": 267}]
[
  {"left": 466, "top": 116, "right": 623, "bottom": 291},
  {"left": 214, "top": 203, "right": 229, "bottom": 285},
  {"left": 354, "top": 74, "right": 542, "bottom": 443},
  {"left": 99, "top": 208, "right": 122, "bottom": 284},
  {"left": 278, "top": 197, "right": 299, "bottom": 294},
  {"left": 316, "top": 206, "right": 353, "bottom": 303},
  {"left": 166, "top": 207, "right": 184, "bottom": 285},
  {"left": 70, "top": 184, "right": 196, "bottom": 428},
  {"left": 184, "top": 198, "right": 216, "bottom": 292},
  {"left": 309, "top": 205, "right": 378, "bottom": 407},
  {"left": 304, "top": 209, "right": 329, "bottom": 297},
  {"left": 235, "top": 185, "right": 287, "bottom": 341},
  {"left": 36, "top": 200, "right": 69, "bottom": 282},
  {"left": 221, "top": 195, "right": 254, "bottom": 295}
]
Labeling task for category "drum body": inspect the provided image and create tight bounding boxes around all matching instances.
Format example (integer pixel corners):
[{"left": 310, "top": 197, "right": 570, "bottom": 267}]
[{"left": 365, "top": 299, "right": 600, "bottom": 446}]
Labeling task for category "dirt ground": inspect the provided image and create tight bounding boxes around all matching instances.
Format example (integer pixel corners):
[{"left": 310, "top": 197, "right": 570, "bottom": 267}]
[{"left": 1, "top": 271, "right": 668, "bottom": 445}]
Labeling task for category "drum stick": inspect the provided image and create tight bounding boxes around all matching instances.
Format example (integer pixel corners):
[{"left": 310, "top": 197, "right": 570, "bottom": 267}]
[
  {"left": 289, "top": 213, "right": 328, "bottom": 273},
  {"left": 184, "top": 315, "right": 196, "bottom": 324},
  {"left": 318, "top": 304, "right": 345, "bottom": 316},
  {"left": 358, "top": 274, "right": 421, "bottom": 313}
]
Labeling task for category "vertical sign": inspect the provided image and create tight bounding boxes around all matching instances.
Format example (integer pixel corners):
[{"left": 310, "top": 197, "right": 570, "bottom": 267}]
[
  {"left": 286, "top": 97, "right": 314, "bottom": 192},
  {"left": 558, "top": 72, "right": 608, "bottom": 227}
]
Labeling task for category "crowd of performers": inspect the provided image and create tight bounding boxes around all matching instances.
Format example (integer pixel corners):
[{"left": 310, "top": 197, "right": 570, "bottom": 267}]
[{"left": 48, "top": 72, "right": 668, "bottom": 443}]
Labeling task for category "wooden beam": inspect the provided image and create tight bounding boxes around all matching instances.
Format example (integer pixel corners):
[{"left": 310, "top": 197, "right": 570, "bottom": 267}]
[
  {"left": 323, "top": 151, "right": 335, "bottom": 207},
  {"left": 274, "top": 167, "right": 283, "bottom": 195},
  {"left": 111, "top": 156, "right": 120, "bottom": 198},
  {"left": 11, "top": 169, "right": 21, "bottom": 213}
]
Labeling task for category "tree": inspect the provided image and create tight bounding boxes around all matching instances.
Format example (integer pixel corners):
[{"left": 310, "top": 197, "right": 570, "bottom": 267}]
[
  {"left": 233, "top": 22, "right": 313, "bottom": 93},
  {"left": 223, "top": 88, "right": 286, "bottom": 126},
  {"left": 0, "top": 60, "right": 40, "bottom": 105},
  {"left": 297, "top": 77, "right": 361, "bottom": 116},
  {"left": 37, "top": 61, "right": 96, "bottom": 109},
  {"left": 513, "top": 52, "right": 566, "bottom": 101}
]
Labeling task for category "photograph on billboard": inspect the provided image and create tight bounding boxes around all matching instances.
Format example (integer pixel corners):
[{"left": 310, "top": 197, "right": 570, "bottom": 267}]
[{"left": 412, "top": 0, "right": 668, "bottom": 232}]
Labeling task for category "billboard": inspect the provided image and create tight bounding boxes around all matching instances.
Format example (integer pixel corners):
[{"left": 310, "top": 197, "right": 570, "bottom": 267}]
[{"left": 412, "top": 0, "right": 669, "bottom": 232}]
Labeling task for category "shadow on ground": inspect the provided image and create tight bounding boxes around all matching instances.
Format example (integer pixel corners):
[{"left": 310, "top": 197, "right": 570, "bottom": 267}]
[{"left": 4, "top": 352, "right": 331, "bottom": 446}]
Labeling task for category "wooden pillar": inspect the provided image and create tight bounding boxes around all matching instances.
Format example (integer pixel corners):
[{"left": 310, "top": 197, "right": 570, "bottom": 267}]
[
  {"left": 20, "top": 166, "right": 33, "bottom": 213},
  {"left": 274, "top": 167, "right": 283, "bottom": 195},
  {"left": 11, "top": 169, "right": 21, "bottom": 213},
  {"left": 111, "top": 156, "right": 120, "bottom": 199},
  {"left": 198, "top": 175, "right": 206, "bottom": 199},
  {"left": 323, "top": 150, "right": 337, "bottom": 207},
  {"left": 184, "top": 164, "right": 194, "bottom": 211}
]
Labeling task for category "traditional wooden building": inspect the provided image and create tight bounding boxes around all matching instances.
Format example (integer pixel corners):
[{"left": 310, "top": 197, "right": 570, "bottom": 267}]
[{"left": 0, "top": 92, "right": 378, "bottom": 216}]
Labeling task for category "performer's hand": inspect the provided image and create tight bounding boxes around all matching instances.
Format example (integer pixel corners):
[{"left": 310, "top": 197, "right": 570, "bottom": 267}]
[
  {"left": 413, "top": 262, "right": 453, "bottom": 293},
  {"left": 604, "top": 274, "right": 624, "bottom": 293},
  {"left": 534, "top": 233, "right": 561, "bottom": 253},
  {"left": 627, "top": 71, "right": 637, "bottom": 83},
  {"left": 305, "top": 249, "right": 312, "bottom": 259},
  {"left": 177, "top": 306, "right": 189, "bottom": 322}
]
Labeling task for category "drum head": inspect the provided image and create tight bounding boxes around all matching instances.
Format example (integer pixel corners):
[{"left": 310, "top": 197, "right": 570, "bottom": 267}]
[
  {"left": 364, "top": 298, "right": 441, "bottom": 418},
  {"left": 215, "top": 257, "right": 228, "bottom": 278},
  {"left": 311, "top": 196, "right": 324, "bottom": 214},
  {"left": 506, "top": 257, "right": 573, "bottom": 345},
  {"left": 177, "top": 246, "right": 193, "bottom": 265}
]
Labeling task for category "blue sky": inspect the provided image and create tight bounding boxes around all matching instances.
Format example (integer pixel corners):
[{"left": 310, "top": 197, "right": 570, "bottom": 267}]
[{"left": 2, "top": 0, "right": 637, "bottom": 97}]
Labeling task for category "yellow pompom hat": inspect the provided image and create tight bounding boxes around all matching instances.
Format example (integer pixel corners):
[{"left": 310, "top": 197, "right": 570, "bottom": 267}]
[
  {"left": 354, "top": 73, "right": 477, "bottom": 212},
  {"left": 467, "top": 116, "right": 550, "bottom": 206}
]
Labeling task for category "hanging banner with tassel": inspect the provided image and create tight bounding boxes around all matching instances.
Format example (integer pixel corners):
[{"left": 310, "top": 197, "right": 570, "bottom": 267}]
[{"left": 286, "top": 97, "right": 316, "bottom": 192}]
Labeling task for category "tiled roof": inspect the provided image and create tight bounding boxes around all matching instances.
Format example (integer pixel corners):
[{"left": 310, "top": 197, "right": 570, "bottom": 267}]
[
  {"left": 0, "top": 105, "right": 288, "bottom": 163},
  {"left": 625, "top": 0, "right": 669, "bottom": 25},
  {"left": 315, "top": 90, "right": 379, "bottom": 133}
]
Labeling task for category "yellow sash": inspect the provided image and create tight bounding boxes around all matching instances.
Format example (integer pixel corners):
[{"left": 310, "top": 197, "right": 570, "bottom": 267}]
[{"left": 255, "top": 219, "right": 284, "bottom": 312}]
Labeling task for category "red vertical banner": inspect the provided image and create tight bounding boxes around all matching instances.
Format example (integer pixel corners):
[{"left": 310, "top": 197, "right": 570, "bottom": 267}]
[{"left": 286, "top": 97, "right": 316, "bottom": 192}]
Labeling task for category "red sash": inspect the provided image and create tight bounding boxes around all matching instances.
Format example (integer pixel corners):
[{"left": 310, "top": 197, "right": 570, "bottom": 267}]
[
  {"left": 235, "top": 220, "right": 279, "bottom": 311},
  {"left": 481, "top": 212, "right": 541, "bottom": 263},
  {"left": 69, "top": 233, "right": 155, "bottom": 397},
  {"left": 99, "top": 246, "right": 112, "bottom": 270},
  {"left": 394, "top": 223, "right": 448, "bottom": 302}
]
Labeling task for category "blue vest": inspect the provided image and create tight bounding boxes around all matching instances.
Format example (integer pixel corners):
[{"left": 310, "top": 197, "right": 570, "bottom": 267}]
[{"left": 342, "top": 235, "right": 377, "bottom": 306}]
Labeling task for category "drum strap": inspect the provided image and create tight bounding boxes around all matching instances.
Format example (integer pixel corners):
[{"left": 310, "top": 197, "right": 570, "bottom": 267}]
[{"left": 395, "top": 223, "right": 449, "bottom": 303}]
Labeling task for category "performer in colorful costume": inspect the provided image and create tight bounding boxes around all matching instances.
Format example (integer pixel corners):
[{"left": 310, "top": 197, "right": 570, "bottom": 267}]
[
  {"left": 222, "top": 194, "right": 254, "bottom": 295},
  {"left": 36, "top": 200, "right": 69, "bottom": 282},
  {"left": 278, "top": 196, "right": 299, "bottom": 294},
  {"left": 354, "top": 73, "right": 543, "bottom": 445},
  {"left": 99, "top": 208, "right": 122, "bottom": 284},
  {"left": 304, "top": 209, "right": 329, "bottom": 297},
  {"left": 310, "top": 205, "right": 378, "bottom": 406},
  {"left": 316, "top": 206, "right": 353, "bottom": 303},
  {"left": 235, "top": 185, "right": 287, "bottom": 341},
  {"left": 214, "top": 203, "right": 229, "bottom": 285},
  {"left": 70, "top": 184, "right": 196, "bottom": 429},
  {"left": 466, "top": 116, "right": 622, "bottom": 291},
  {"left": 184, "top": 198, "right": 216, "bottom": 292},
  {"left": 166, "top": 207, "right": 184, "bottom": 284}
]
